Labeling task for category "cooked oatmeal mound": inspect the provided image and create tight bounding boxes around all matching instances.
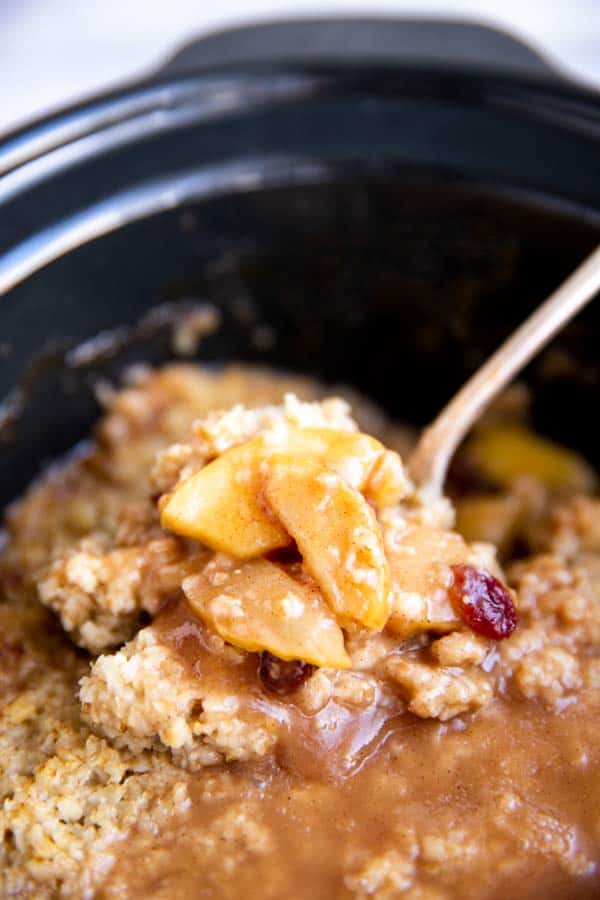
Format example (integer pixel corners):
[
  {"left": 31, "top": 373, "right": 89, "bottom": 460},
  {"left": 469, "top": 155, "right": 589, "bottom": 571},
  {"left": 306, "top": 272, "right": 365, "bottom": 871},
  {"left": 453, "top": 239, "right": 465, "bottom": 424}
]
[
  {"left": 74, "top": 377, "right": 519, "bottom": 772},
  {"left": 2, "top": 363, "right": 600, "bottom": 898}
]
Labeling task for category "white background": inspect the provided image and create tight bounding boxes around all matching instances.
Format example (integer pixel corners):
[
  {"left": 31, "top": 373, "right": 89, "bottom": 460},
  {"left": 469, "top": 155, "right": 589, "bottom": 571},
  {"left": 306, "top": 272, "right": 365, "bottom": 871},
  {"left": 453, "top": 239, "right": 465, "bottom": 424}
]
[{"left": 1, "top": 0, "right": 599, "bottom": 135}]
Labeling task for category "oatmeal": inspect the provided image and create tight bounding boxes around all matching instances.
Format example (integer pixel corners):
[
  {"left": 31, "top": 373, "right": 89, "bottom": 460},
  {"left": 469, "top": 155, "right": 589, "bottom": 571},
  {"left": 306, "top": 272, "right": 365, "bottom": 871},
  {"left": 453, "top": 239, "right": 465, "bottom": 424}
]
[{"left": 0, "top": 364, "right": 599, "bottom": 898}]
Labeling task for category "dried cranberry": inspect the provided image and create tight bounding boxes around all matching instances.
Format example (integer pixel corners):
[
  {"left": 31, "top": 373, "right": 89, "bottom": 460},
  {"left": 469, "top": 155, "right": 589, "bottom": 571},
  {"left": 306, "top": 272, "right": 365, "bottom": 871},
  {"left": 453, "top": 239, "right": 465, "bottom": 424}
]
[
  {"left": 449, "top": 564, "right": 517, "bottom": 640},
  {"left": 259, "top": 651, "right": 315, "bottom": 696}
]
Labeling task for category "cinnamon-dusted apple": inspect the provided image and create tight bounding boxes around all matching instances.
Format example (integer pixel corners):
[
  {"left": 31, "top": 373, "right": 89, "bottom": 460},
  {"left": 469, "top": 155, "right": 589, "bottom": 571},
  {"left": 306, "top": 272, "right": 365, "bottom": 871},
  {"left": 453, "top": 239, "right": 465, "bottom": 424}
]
[
  {"left": 264, "top": 456, "right": 391, "bottom": 630},
  {"left": 183, "top": 556, "right": 350, "bottom": 668}
]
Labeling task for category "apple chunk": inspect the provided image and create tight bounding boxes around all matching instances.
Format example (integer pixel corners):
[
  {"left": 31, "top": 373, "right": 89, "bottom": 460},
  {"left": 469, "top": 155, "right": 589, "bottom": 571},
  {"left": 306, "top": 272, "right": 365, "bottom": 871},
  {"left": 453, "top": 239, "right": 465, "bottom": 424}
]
[
  {"left": 264, "top": 456, "right": 391, "bottom": 630},
  {"left": 271, "top": 427, "right": 382, "bottom": 491},
  {"left": 386, "top": 525, "right": 465, "bottom": 636},
  {"left": 281, "top": 427, "right": 408, "bottom": 507},
  {"left": 183, "top": 558, "right": 350, "bottom": 669},
  {"left": 466, "top": 424, "right": 596, "bottom": 492},
  {"left": 160, "top": 439, "right": 290, "bottom": 559},
  {"left": 161, "top": 427, "right": 406, "bottom": 559}
]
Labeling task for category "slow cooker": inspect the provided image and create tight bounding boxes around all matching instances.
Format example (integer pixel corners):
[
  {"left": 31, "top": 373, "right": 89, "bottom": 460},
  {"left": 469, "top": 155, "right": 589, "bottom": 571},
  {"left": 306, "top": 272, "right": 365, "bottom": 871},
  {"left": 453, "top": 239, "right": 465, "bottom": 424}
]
[{"left": 1, "top": 18, "right": 599, "bottom": 507}]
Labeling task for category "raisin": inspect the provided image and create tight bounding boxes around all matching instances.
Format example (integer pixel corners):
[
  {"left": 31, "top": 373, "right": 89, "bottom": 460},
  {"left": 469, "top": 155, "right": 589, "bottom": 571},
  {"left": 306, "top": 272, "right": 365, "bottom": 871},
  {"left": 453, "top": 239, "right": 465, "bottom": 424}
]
[
  {"left": 259, "top": 651, "right": 316, "bottom": 696},
  {"left": 265, "top": 542, "right": 302, "bottom": 565},
  {"left": 0, "top": 570, "right": 24, "bottom": 600},
  {"left": 0, "top": 641, "right": 24, "bottom": 667},
  {"left": 449, "top": 564, "right": 517, "bottom": 640}
]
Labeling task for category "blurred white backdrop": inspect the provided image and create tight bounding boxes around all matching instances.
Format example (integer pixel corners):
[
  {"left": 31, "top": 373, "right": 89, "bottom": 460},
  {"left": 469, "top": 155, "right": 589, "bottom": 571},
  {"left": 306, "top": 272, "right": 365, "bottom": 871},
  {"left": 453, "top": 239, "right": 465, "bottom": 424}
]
[{"left": 1, "top": 0, "right": 599, "bottom": 134}]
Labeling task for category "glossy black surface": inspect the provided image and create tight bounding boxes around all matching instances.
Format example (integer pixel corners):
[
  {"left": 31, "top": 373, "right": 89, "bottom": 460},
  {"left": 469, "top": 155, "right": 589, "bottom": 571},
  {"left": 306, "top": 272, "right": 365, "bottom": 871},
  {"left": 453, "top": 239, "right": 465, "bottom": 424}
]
[
  {"left": 2, "top": 176, "right": 599, "bottom": 506},
  {"left": 1, "top": 24, "right": 600, "bottom": 506}
]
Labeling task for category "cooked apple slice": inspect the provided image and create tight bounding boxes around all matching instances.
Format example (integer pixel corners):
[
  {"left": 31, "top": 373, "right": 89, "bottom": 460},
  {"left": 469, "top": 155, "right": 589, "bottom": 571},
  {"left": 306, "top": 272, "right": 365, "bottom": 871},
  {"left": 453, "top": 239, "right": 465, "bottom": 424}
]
[
  {"left": 270, "top": 427, "right": 382, "bottom": 491},
  {"left": 386, "top": 525, "right": 465, "bottom": 636},
  {"left": 466, "top": 424, "right": 596, "bottom": 492},
  {"left": 276, "top": 428, "right": 408, "bottom": 506},
  {"left": 264, "top": 456, "right": 391, "bottom": 630},
  {"left": 160, "top": 439, "right": 290, "bottom": 559},
  {"left": 364, "top": 448, "right": 410, "bottom": 508},
  {"left": 161, "top": 426, "right": 406, "bottom": 559},
  {"left": 455, "top": 494, "right": 522, "bottom": 556},
  {"left": 183, "top": 558, "right": 350, "bottom": 668}
]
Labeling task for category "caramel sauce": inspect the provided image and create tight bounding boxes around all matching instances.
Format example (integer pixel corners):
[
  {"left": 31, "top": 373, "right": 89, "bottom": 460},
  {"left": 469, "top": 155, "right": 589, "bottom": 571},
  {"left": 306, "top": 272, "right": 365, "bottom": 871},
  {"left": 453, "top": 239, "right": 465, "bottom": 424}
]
[
  {"left": 274, "top": 689, "right": 402, "bottom": 782},
  {"left": 154, "top": 597, "right": 261, "bottom": 692},
  {"left": 112, "top": 603, "right": 600, "bottom": 899},
  {"left": 102, "top": 696, "right": 600, "bottom": 900},
  {"left": 153, "top": 599, "right": 402, "bottom": 780}
]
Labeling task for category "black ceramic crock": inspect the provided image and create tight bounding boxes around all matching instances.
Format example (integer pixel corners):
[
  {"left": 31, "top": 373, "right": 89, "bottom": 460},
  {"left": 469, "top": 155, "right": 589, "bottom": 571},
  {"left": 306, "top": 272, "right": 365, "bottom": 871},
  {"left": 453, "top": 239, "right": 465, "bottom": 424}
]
[{"left": 1, "top": 19, "right": 600, "bottom": 508}]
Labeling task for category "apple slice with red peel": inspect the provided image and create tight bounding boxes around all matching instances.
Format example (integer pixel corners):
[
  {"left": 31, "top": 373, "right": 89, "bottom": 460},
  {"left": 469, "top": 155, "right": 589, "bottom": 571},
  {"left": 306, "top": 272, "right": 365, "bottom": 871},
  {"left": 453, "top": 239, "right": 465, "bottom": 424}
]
[
  {"left": 183, "top": 558, "right": 350, "bottom": 669},
  {"left": 264, "top": 456, "right": 391, "bottom": 630}
]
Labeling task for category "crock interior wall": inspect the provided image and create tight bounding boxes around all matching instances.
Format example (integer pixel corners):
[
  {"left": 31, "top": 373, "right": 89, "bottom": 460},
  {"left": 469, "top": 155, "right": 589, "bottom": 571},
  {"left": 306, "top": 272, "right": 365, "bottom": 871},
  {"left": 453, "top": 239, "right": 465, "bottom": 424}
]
[{"left": 1, "top": 174, "right": 600, "bottom": 506}]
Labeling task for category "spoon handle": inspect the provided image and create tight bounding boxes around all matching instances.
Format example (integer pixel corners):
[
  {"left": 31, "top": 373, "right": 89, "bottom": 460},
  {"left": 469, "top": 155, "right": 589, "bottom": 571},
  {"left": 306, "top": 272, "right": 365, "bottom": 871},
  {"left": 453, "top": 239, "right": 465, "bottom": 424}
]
[{"left": 409, "top": 243, "right": 600, "bottom": 497}]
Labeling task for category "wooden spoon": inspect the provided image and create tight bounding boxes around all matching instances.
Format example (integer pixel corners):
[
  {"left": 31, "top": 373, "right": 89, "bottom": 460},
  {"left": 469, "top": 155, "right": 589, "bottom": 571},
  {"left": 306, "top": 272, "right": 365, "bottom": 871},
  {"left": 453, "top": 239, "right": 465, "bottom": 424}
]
[{"left": 409, "top": 244, "right": 600, "bottom": 498}]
